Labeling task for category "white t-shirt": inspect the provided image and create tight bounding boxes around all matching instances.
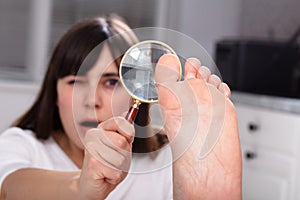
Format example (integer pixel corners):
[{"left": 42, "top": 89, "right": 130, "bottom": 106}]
[{"left": 0, "top": 127, "right": 173, "bottom": 199}]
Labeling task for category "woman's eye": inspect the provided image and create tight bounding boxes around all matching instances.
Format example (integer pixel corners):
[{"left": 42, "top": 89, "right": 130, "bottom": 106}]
[
  {"left": 68, "top": 79, "right": 85, "bottom": 85},
  {"left": 104, "top": 79, "right": 119, "bottom": 86}
]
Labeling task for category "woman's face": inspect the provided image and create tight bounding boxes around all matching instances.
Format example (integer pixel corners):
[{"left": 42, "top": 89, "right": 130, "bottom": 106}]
[{"left": 56, "top": 44, "right": 130, "bottom": 149}]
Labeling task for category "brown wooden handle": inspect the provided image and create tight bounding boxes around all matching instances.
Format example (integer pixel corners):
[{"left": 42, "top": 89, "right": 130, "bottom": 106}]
[{"left": 125, "top": 106, "right": 139, "bottom": 124}]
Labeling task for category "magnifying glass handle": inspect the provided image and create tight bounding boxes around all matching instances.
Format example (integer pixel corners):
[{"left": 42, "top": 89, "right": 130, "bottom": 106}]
[
  {"left": 125, "top": 100, "right": 141, "bottom": 124},
  {"left": 125, "top": 105, "right": 139, "bottom": 124}
]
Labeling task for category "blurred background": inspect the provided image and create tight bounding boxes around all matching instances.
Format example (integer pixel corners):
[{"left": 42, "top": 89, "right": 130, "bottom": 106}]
[{"left": 0, "top": 0, "right": 300, "bottom": 199}]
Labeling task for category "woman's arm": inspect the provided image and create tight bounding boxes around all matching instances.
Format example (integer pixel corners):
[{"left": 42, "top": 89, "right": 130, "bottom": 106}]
[
  {"left": 0, "top": 169, "right": 81, "bottom": 200},
  {"left": 0, "top": 117, "right": 135, "bottom": 200}
]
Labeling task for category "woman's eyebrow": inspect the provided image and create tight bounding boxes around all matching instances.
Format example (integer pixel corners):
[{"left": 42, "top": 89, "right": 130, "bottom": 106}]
[{"left": 101, "top": 72, "right": 119, "bottom": 77}]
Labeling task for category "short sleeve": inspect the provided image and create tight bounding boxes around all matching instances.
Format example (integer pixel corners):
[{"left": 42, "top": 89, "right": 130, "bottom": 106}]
[{"left": 0, "top": 127, "right": 36, "bottom": 189}]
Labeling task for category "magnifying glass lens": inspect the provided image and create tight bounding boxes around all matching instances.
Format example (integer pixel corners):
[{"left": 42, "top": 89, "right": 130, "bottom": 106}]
[{"left": 120, "top": 41, "right": 177, "bottom": 104}]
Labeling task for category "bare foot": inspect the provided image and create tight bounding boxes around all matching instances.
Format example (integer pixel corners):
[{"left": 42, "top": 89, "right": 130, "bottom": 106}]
[{"left": 155, "top": 54, "right": 242, "bottom": 200}]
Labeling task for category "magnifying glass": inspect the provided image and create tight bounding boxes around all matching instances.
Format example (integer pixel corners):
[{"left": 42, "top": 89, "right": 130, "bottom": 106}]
[{"left": 119, "top": 40, "right": 182, "bottom": 123}]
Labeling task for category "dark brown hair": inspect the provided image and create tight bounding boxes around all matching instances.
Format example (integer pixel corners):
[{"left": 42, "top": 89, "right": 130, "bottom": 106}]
[{"left": 12, "top": 15, "right": 167, "bottom": 153}]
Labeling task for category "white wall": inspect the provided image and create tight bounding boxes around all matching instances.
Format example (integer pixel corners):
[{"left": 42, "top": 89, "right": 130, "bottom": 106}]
[
  {"left": 240, "top": 0, "right": 300, "bottom": 41},
  {"left": 163, "top": 0, "right": 242, "bottom": 57},
  {"left": 0, "top": 81, "right": 38, "bottom": 132}
]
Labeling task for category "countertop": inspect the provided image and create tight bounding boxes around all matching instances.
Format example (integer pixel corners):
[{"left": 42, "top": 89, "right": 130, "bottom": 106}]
[{"left": 231, "top": 91, "right": 300, "bottom": 114}]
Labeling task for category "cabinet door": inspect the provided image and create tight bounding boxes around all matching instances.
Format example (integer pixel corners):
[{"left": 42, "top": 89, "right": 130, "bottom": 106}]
[
  {"left": 242, "top": 146, "right": 297, "bottom": 200},
  {"left": 235, "top": 103, "right": 300, "bottom": 200},
  {"left": 236, "top": 103, "right": 300, "bottom": 154}
]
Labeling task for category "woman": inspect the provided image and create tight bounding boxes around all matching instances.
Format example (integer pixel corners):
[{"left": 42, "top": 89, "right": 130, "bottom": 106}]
[{"left": 0, "top": 14, "right": 241, "bottom": 199}]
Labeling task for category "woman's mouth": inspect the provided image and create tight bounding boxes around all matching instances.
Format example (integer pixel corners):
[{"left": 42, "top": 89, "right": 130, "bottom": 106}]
[
  {"left": 79, "top": 120, "right": 99, "bottom": 133},
  {"left": 80, "top": 121, "right": 99, "bottom": 128}
]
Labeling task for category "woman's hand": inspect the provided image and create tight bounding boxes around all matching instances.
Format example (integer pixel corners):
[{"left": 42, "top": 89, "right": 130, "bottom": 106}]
[
  {"left": 78, "top": 117, "right": 134, "bottom": 200},
  {"left": 155, "top": 54, "right": 242, "bottom": 200}
]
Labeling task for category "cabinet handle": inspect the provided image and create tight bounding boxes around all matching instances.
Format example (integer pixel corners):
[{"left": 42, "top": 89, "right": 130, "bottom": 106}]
[
  {"left": 248, "top": 123, "right": 259, "bottom": 132},
  {"left": 245, "top": 151, "right": 257, "bottom": 160}
]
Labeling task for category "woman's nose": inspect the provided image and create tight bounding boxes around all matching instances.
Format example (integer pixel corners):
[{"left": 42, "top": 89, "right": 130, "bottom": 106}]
[{"left": 84, "top": 87, "right": 102, "bottom": 109}]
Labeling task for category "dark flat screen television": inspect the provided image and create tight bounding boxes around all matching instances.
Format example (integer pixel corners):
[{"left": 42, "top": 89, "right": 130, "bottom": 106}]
[{"left": 215, "top": 39, "right": 300, "bottom": 98}]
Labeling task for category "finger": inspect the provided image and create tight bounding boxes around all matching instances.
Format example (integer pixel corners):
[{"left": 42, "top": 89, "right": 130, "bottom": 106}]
[
  {"left": 184, "top": 57, "right": 201, "bottom": 80},
  {"left": 89, "top": 139, "right": 129, "bottom": 170},
  {"left": 84, "top": 148, "right": 127, "bottom": 184},
  {"left": 99, "top": 117, "right": 135, "bottom": 144},
  {"left": 208, "top": 74, "right": 222, "bottom": 88},
  {"left": 84, "top": 130, "right": 131, "bottom": 170},
  {"left": 121, "top": 111, "right": 128, "bottom": 118},
  {"left": 154, "top": 54, "right": 181, "bottom": 84},
  {"left": 218, "top": 82, "right": 231, "bottom": 98},
  {"left": 94, "top": 129, "right": 132, "bottom": 152},
  {"left": 105, "top": 170, "right": 126, "bottom": 185}
]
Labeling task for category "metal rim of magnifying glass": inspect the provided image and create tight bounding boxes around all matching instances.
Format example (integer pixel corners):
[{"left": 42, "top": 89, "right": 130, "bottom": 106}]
[{"left": 119, "top": 40, "right": 182, "bottom": 104}]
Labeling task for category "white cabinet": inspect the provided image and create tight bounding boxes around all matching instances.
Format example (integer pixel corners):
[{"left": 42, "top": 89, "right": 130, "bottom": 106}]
[{"left": 235, "top": 103, "right": 300, "bottom": 200}]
